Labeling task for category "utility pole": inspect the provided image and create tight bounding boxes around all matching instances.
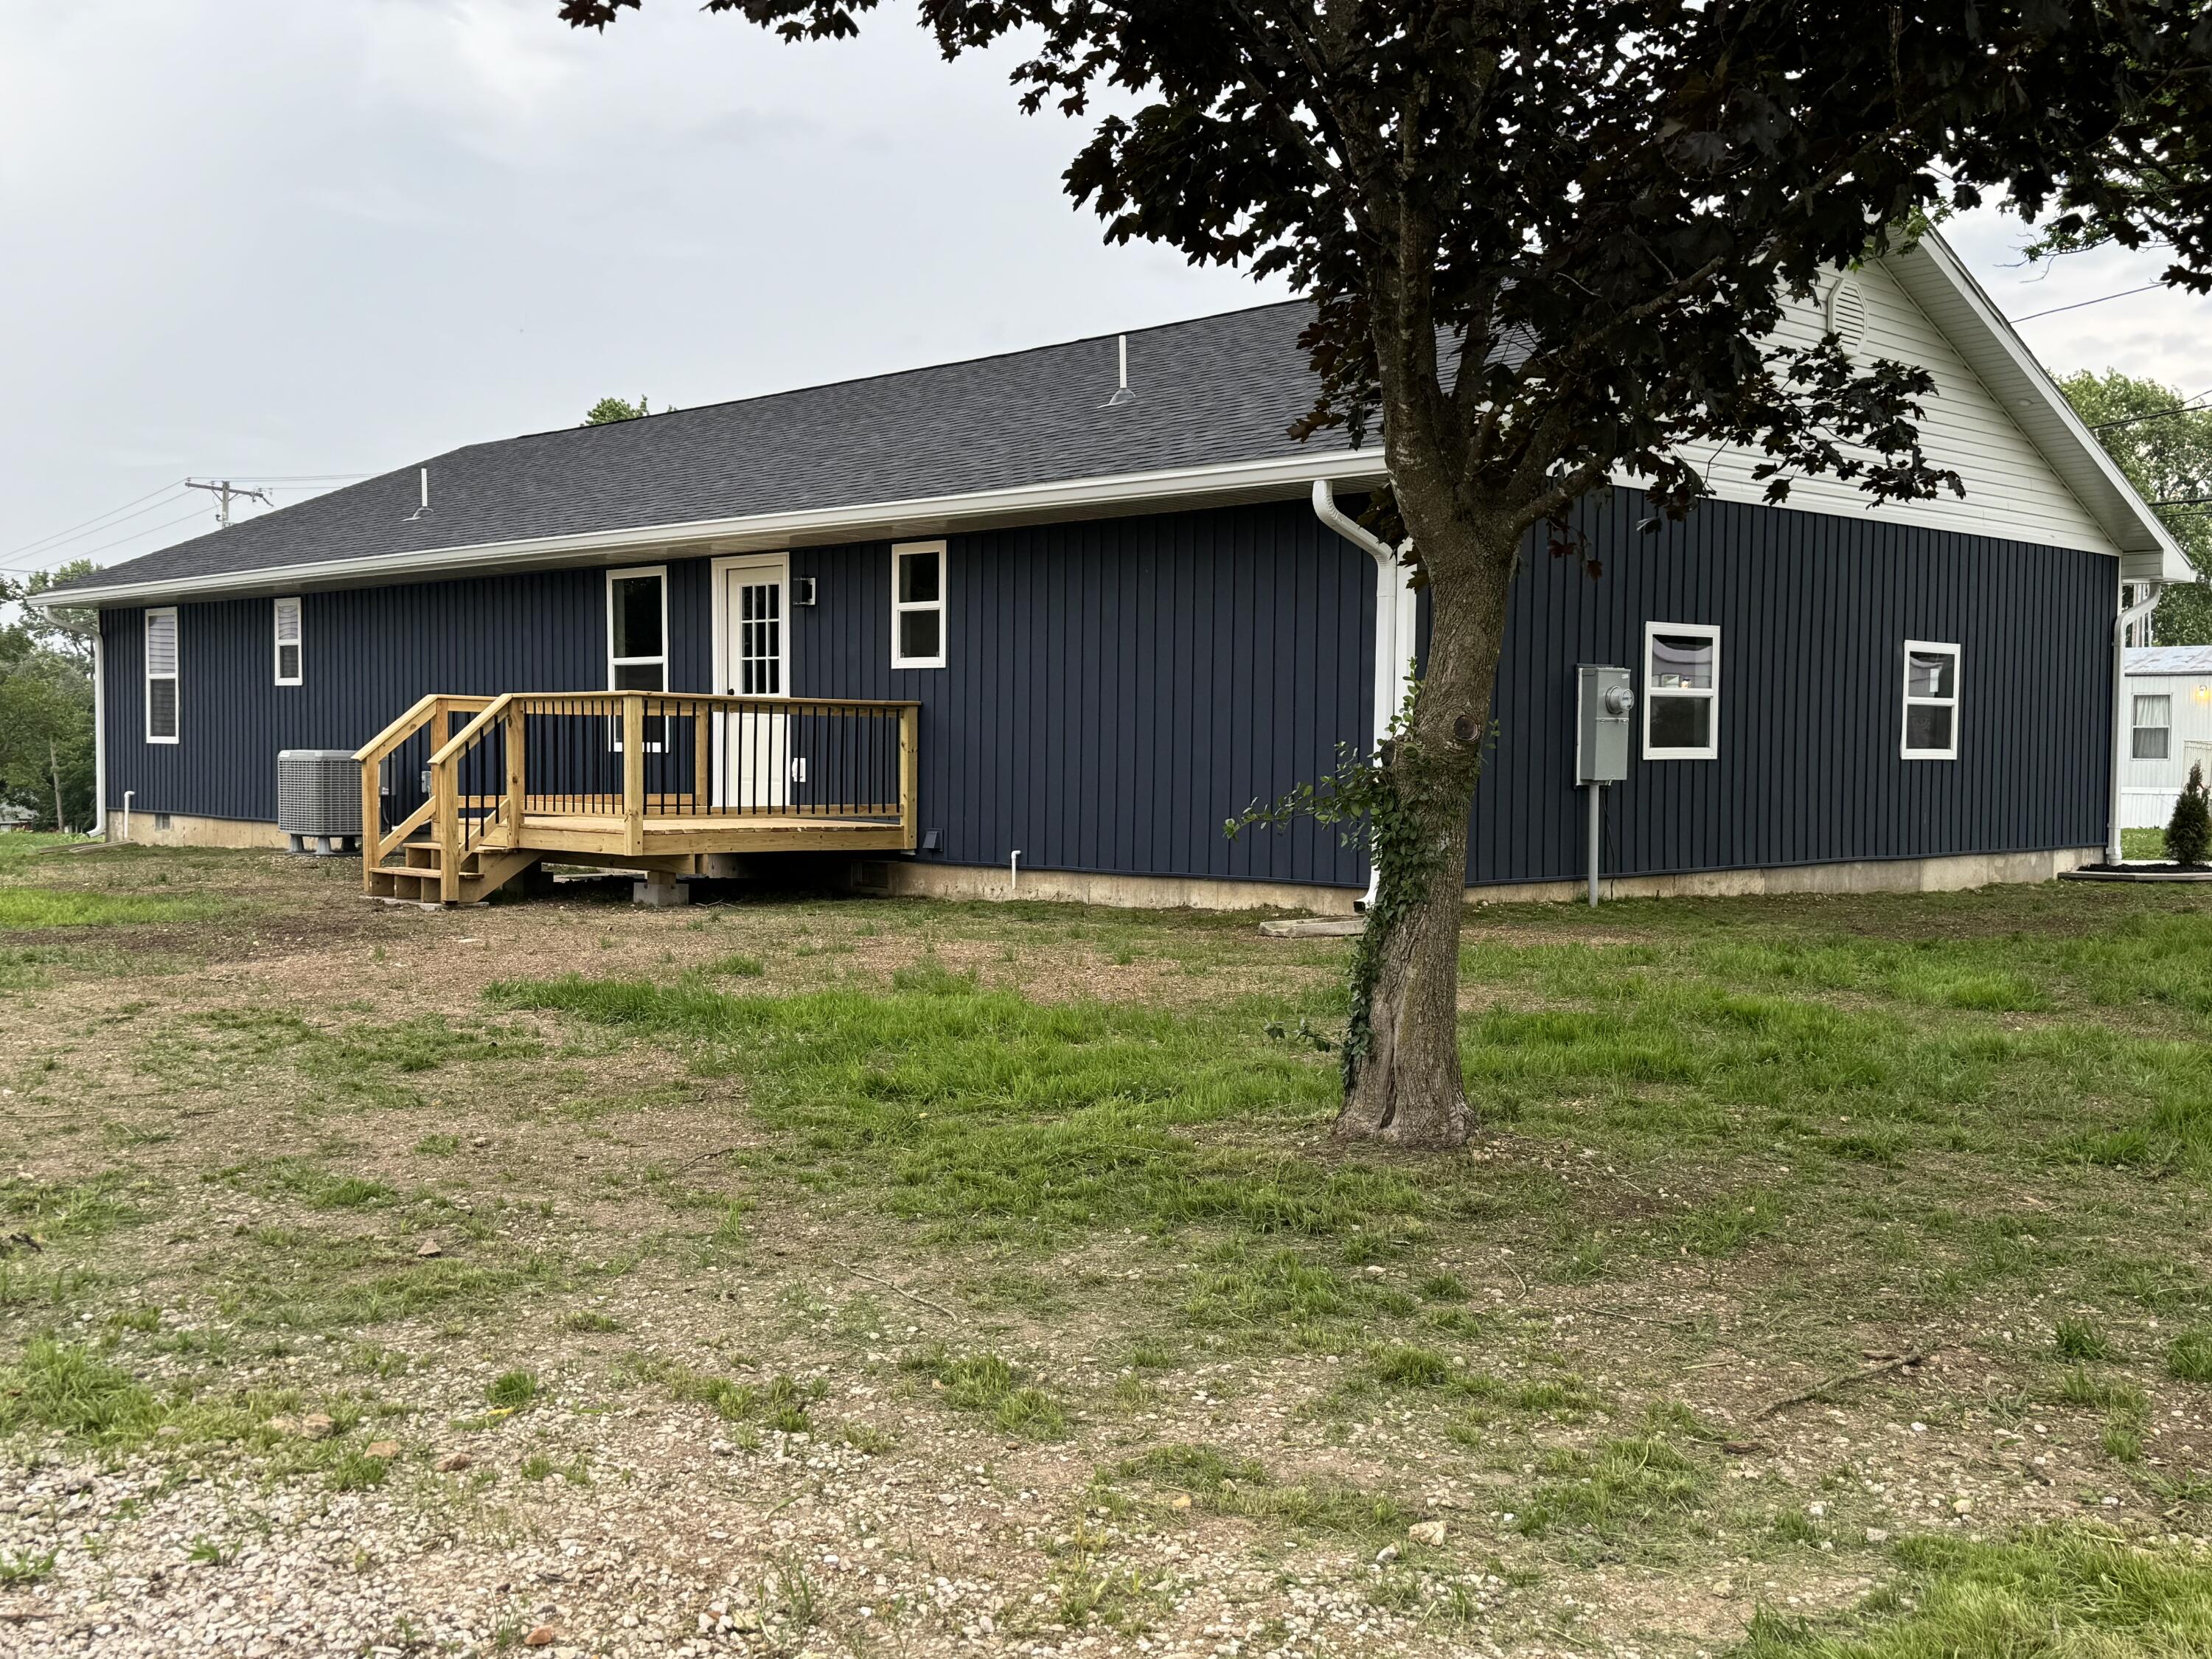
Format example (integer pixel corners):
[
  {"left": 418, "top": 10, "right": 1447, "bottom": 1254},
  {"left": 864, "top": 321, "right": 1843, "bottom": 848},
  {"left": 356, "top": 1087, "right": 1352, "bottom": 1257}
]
[{"left": 183, "top": 479, "right": 273, "bottom": 529}]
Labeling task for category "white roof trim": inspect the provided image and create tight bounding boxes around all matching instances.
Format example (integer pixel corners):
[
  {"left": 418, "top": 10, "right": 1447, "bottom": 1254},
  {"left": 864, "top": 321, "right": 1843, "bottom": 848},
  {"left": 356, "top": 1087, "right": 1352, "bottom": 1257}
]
[
  {"left": 1884, "top": 232, "right": 2191, "bottom": 585},
  {"left": 33, "top": 447, "right": 1391, "bottom": 609}
]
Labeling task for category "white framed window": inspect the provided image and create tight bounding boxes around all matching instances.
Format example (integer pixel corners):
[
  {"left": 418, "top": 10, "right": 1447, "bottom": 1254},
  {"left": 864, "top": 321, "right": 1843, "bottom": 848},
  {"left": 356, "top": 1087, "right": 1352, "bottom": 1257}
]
[
  {"left": 145, "top": 608, "right": 179, "bottom": 744},
  {"left": 607, "top": 566, "right": 669, "bottom": 751},
  {"left": 2133, "top": 693, "right": 2173, "bottom": 760},
  {"left": 891, "top": 540, "right": 947, "bottom": 669},
  {"left": 1642, "top": 622, "right": 1719, "bottom": 759},
  {"left": 1900, "top": 640, "right": 1961, "bottom": 760},
  {"left": 274, "top": 597, "right": 302, "bottom": 686},
  {"left": 607, "top": 566, "right": 668, "bottom": 692}
]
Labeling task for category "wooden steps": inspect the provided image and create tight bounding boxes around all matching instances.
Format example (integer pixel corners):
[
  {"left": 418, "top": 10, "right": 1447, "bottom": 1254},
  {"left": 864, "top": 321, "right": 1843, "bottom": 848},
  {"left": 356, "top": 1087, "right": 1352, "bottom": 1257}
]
[{"left": 366, "top": 838, "right": 541, "bottom": 906}]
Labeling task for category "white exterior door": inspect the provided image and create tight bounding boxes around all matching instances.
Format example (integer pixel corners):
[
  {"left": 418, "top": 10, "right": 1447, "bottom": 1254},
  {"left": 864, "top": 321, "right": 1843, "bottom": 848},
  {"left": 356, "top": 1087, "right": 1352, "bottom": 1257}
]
[{"left": 714, "top": 556, "right": 790, "bottom": 811}]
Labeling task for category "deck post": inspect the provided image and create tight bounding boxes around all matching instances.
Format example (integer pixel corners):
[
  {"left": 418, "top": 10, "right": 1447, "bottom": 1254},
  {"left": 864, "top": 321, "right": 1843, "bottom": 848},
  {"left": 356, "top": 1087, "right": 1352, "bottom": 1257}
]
[
  {"left": 433, "top": 757, "right": 461, "bottom": 905},
  {"left": 623, "top": 694, "right": 647, "bottom": 855},
  {"left": 693, "top": 705, "right": 712, "bottom": 814},
  {"left": 899, "top": 703, "right": 919, "bottom": 850},
  {"left": 359, "top": 752, "right": 383, "bottom": 894},
  {"left": 503, "top": 700, "right": 526, "bottom": 847}
]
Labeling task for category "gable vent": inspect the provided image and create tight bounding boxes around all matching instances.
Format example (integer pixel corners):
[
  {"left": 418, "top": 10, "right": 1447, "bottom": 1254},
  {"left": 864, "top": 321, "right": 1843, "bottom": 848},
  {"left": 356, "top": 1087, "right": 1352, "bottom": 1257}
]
[{"left": 1825, "top": 275, "right": 1869, "bottom": 356}]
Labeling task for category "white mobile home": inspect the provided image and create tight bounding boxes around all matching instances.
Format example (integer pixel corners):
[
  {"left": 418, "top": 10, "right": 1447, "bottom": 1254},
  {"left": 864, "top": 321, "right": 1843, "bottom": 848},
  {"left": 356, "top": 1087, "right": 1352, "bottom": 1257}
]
[{"left": 2124, "top": 646, "right": 2212, "bottom": 828}]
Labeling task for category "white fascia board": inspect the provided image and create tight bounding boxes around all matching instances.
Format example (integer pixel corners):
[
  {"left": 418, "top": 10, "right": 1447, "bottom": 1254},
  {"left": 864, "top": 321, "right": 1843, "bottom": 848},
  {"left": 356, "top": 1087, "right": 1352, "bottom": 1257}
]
[
  {"left": 33, "top": 448, "right": 1391, "bottom": 611},
  {"left": 1885, "top": 232, "right": 2192, "bottom": 585}
]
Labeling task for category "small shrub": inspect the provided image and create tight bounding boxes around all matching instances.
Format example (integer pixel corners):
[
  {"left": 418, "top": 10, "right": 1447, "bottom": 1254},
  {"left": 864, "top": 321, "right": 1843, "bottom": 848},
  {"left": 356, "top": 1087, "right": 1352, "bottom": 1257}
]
[{"left": 2168, "top": 765, "right": 2212, "bottom": 866}]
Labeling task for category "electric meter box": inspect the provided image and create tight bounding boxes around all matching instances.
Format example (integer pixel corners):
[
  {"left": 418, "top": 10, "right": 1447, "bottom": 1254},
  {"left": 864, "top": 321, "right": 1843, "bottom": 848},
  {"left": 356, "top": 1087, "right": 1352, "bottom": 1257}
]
[{"left": 1576, "top": 664, "right": 1635, "bottom": 784}]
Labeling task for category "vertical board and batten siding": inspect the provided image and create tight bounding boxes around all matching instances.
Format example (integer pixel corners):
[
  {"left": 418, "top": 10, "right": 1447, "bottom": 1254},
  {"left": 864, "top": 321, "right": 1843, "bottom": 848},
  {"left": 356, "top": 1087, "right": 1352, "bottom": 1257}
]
[
  {"left": 1659, "top": 260, "right": 2119, "bottom": 556},
  {"left": 1459, "top": 489, "right": 2112, "bottom": 888},
  {"left": 101, "top": 490, "right": 2112, "bottom": 888},
  {"left": 787, "top": 501, "right": 1375, "bottom": 889}
]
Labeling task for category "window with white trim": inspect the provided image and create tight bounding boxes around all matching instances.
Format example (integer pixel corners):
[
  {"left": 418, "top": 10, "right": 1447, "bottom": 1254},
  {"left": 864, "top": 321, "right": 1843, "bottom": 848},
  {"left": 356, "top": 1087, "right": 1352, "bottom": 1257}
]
[
  {"left": 274, "top": 597, "right": 302, "bottom": 685},
  {"left": 1642, "top": 622, "right": 1719, "bottom": 759},
  {"left": 1900, "top": 640, "right": 1961, "bottom": 759},
  {"left": 607, "top": 566, "right": 667, "bottom": 692},
  {"left": 145, "top": 608, "right": 179, "bottom": 744},
  {"left": 2134, "top": 693, "right": 2173, "bottom": 760},
  {"left": 891, "top": 540, "right": 947, "bottom": 669}
]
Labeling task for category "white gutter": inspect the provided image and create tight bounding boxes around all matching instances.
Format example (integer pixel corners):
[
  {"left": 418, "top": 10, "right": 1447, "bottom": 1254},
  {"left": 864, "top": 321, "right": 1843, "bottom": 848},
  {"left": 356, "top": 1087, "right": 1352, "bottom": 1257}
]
[
  {"left": 90, "top": 631, "right": 105, "bottom": 839},
  {"left": 1312, "top": 479, "right": 1417, "bottom": 904},
  {"left": 2110, "top": 580, "right": 2164, "bottom": 864},
  {"left": 32, "top": 448, "right": 1391, "bottom": 612}
]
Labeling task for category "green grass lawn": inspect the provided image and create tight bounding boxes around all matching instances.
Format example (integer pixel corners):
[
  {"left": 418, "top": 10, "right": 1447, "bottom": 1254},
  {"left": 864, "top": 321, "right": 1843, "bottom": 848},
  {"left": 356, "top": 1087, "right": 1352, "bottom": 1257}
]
[{"left": 5, "top": 855, "right": 2212, "bottom": 1654}]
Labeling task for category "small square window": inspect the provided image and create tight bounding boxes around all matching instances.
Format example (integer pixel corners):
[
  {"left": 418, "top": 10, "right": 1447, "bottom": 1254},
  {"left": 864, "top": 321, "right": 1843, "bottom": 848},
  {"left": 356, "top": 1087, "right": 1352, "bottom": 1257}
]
[
  {"left": 1902, "top": 641, "right": 1961, "bottom": 761},
  {"left": 1642, "top": 622, "right": 1719, "bottom": 759}
]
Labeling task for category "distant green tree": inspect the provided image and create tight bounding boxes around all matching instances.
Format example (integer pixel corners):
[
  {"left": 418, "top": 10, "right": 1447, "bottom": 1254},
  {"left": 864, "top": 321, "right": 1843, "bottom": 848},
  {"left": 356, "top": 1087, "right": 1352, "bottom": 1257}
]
[
  {"left": 0, "top": 560, "right": 100, "bottom": 830},
  {"left": 582, "top": 395, "right": 660, "bottom": 425},
  {"left": 2168, "top": 763, "right": 2212, "bottom": 866},
  {"left": 2061, "top": 371, "right": 2212, "bottom": 644}
]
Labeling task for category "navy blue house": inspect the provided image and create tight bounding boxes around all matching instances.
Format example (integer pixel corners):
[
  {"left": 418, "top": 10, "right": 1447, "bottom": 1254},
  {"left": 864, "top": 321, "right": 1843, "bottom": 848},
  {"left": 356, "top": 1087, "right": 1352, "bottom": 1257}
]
[{"left": 41, "top": 235, "right": 2190, "bottom": 909}]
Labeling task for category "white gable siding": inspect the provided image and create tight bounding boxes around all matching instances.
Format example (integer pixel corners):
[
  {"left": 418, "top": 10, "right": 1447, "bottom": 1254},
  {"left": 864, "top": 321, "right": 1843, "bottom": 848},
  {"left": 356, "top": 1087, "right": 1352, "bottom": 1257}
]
[{"left": 1644, "top": 260, "right": 2119, "bottom": 557}]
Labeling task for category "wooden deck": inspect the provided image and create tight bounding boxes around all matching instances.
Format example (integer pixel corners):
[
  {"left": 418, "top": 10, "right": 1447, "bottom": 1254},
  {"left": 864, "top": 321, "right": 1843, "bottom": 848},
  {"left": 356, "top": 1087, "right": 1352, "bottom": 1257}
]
[{"left": 356, "top": 691, "right": 918, "bottom": 904}]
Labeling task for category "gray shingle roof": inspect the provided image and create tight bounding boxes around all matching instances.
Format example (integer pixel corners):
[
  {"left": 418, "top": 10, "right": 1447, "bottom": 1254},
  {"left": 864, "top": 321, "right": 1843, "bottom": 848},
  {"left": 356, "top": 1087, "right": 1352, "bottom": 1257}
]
[{"left": 56, "top": 301, "right": 1346, "bottom": 599}]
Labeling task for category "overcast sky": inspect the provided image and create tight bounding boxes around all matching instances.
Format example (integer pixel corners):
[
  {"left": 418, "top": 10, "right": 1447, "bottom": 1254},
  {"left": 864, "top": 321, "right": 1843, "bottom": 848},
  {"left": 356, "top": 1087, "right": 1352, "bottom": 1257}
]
[{"left": 6, "top": 0, "right": 2210, "bottom": 578}]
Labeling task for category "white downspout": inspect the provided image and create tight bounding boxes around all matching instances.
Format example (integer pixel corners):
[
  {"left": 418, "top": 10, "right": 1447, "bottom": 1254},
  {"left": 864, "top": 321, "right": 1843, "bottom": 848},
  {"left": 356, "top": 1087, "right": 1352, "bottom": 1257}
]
[
  {"left": 1312, "top": 480, "right": 1416, "bottom": 905},
  {"left": 90, "top": 630, "right": 106, "bottom": 839},
  {"left": 2110, "top": 580, "right": 2163, "bottom": 864}
]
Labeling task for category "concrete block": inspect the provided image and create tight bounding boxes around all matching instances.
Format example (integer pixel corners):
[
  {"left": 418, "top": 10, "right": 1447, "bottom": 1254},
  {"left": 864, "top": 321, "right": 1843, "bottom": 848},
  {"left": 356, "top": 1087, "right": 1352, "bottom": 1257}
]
[
  {"left": 632, "top": 872, "right": 690, "bottom": 908},
  {"left": 1259, "top": 917, "right": 1367, "bottom": 939}
]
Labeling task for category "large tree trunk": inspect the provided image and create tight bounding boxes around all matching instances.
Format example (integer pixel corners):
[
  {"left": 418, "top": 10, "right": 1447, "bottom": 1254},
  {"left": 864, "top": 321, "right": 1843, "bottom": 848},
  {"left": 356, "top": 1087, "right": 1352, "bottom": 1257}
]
[{"left": 1333, "top": 488, "right": 1520, "bottom": 1151}]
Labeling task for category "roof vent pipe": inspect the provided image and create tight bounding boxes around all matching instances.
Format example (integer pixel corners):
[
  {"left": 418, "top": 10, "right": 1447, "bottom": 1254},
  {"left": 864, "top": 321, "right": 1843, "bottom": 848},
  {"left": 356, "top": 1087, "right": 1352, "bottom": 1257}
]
[
  {"left": 407, "top": 467, "right": 433, "bottom": 521},
  {"left": 1102, "top": 335, "right": 1135, "bottom": 408}
]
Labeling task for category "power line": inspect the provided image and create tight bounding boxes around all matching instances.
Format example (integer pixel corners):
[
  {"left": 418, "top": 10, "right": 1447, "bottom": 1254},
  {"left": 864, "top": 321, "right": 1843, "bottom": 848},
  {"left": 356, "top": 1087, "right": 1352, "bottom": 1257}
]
[
  {"left": 2012, "top": 282, "right": 2168, "bottom": 322},
  {"left": 0, "top": 504, "right": 216, "bottom": 578},
  {"left": 2090, "top": 391, "right": 2212, "bottom": 431},
  {"left": 71, "top": 507, "right": 218, "bottom": 562},
  {"left": 0, "top": 479, "right": 187, "bottom": 564}
]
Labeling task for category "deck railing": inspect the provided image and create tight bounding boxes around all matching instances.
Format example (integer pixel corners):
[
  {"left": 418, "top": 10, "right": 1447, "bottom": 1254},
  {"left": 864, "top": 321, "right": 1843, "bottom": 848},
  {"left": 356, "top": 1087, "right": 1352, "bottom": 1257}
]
[{"left": 358, "top": 692, "right": 919, "bottom": 901}]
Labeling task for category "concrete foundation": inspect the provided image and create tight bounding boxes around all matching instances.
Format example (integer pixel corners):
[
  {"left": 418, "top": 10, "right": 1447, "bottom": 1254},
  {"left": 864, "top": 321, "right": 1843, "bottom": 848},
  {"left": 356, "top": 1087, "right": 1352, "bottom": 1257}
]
[
  {"left": 107, "top": 812, "right": 291, "bottom": 850},
  {"left": 855, "top": 845, "right": 2102, "bottom": 914}
]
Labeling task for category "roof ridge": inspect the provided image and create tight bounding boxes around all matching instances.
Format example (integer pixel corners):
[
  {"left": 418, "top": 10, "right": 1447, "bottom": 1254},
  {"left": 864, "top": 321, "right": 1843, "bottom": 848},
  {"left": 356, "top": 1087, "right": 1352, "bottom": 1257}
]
[{"left": 476, "top": 296, "right": 1313, "bottom": 451}]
